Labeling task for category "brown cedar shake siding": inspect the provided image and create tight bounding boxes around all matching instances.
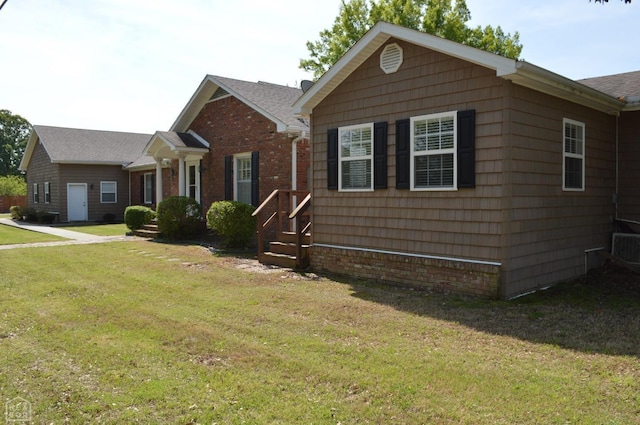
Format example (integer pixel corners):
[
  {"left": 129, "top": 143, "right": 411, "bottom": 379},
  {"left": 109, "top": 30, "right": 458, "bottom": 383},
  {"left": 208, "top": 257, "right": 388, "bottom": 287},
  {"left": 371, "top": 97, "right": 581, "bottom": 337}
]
[
  {"left": 309, "top": 39, "right": 616, "bottom": 299},
  {"left": 617, "top": 110, "right": 640, "bottom": 221}
]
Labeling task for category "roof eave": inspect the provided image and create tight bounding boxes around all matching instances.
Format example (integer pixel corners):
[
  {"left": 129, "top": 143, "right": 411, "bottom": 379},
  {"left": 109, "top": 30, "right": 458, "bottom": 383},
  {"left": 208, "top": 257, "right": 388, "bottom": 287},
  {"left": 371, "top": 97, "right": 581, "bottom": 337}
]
[
  {"left": 293, "top": 21, "right": 518, "bottom": 116},
  {"left": 504, "top": 62, "right": 625, "bottom": 115}
]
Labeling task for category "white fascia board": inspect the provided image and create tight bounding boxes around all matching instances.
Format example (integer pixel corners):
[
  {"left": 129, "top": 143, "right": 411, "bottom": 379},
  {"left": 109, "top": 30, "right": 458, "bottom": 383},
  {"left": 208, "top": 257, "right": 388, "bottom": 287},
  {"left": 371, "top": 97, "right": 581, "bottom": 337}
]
[
  {"left": 187, "top": 130, "right": 210, "bottom": 148},
  {"left": 506, "top": 62, "right": 625, "bottom": 115},
  {"left": 53, "top": 160, "right": 131, "bottom": 166},
  {"left": 293, "top": 22, "right": 519, "bottom": 116},
  {"left": 170, "top": 75, "right": 217, "bottom": 132},
  {"left": 210, "top": 75, "right": 291, "bottom": 133},
  {"left": 18, "top": 129, "right": 40, "bottom": 171}
]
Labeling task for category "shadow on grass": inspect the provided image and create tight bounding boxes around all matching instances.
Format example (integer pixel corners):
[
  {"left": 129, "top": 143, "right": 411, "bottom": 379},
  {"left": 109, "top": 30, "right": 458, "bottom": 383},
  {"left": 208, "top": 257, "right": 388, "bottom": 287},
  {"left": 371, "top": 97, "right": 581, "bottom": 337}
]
[{"left": 345, "top": 261, "right": 640, "bottom": 357}]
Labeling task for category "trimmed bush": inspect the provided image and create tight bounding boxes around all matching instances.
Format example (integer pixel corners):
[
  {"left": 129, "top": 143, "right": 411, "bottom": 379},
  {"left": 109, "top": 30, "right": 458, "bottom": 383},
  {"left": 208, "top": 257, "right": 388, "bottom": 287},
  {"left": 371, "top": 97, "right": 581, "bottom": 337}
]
[
  {"left": 124, "top": 205, "right": 156, "bottom": 230},
  {"left": 22, "top": 208, "right": 38, "bottom": 222},
  {"left": 9, "top": 205, "right": 22, "bottom": 220},
  {"left": 157, "top": 196, "right": 202, "bottom": 240},
  {"left": 206, "top": 201, "right": 256, "bottom": 249}
]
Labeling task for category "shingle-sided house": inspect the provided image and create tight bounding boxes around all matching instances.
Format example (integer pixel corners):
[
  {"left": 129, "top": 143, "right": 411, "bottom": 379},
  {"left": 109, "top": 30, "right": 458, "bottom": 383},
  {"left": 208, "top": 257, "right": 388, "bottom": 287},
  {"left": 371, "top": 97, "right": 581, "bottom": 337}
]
[
  {"left": 19, "top": 126, "right": 152, "bottom": 222},
  {"left": 132, "top": 75, "right": 310, "bottom": 212},
  {"left": 292, "top": 22, "right": 640, "bottom": 299}
]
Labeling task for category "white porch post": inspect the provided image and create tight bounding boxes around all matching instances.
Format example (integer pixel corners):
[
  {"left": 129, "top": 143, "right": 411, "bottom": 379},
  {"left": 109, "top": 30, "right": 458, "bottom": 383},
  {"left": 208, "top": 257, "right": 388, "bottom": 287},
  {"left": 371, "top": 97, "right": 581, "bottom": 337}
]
[
  {"left": 178, "top": 155, "right": 186, "bottom": 197},
  {"left": 155, "top": 158, "right": 163, "bottom": 204}
]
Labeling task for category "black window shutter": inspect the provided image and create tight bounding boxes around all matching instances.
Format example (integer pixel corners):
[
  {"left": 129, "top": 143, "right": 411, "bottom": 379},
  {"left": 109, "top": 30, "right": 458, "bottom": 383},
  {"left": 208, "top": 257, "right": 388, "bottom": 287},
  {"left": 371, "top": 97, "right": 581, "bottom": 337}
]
[
  {"left": 395, "top": 118, "right": 410, "bottom": 189},
  {"left": 139, "top": 175, "right": 144, "bottom": 204},
  {"left": 457, "top": 109, "right": 476, "bottom": 189},
  {"left": 251, "top": 151, "right": 259, "bottom": 207},
  {"left": 374, "top": 121, "right": 388, "bottom": 189},
  {"left": 327, "top": 128, "right": 338, "bottom": 190},
  {"left": 224, "top": 155, "right": 233, "bottom": 200},
  {"left": 151, "top": 174, "right": 155, "bottom": 204}
]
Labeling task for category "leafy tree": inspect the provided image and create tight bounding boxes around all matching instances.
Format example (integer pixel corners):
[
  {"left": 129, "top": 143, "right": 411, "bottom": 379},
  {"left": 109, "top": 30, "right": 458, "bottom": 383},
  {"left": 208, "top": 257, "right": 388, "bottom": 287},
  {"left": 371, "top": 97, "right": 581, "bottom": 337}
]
[
  {"left": 0, "top": 110, "right": 31, "bottom": 176},
  {"left": 0, "top": 175, "right": 26, "bottom": 196},
  {"left": 300, "top": 0, "right": 523, "bottom": 79}
]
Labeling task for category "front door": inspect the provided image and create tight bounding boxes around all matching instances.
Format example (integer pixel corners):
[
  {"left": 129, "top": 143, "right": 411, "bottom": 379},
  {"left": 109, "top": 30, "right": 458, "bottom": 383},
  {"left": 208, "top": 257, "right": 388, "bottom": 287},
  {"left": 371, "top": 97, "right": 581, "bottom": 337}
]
[{"left": 67, "top": 183, "right": 88, "bottom": 221}]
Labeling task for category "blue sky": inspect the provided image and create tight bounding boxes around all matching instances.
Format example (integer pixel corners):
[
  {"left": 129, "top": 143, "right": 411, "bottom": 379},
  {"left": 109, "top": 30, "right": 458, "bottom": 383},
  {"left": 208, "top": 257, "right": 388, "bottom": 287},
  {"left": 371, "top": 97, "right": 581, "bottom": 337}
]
[{"left": 0, "top": 0, "right": 638, "bottom": 134}]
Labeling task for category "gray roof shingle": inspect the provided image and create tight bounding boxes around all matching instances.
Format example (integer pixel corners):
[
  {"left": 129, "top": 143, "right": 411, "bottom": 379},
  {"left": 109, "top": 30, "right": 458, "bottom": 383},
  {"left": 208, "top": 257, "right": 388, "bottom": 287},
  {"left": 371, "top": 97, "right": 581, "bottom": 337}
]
[
  {"left": 211, "top": 75, "right": 308, "bottom": 131},
  {"left": 578, "top": 70, "right": 640, "bottom": 99},
  {"left": 34, "top": 125, "right": 152, "bottom": 165}
]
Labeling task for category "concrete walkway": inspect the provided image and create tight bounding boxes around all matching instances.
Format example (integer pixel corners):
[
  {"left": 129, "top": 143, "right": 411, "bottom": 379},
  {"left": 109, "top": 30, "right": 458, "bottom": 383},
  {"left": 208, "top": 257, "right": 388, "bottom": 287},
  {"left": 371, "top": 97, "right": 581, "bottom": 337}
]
[{"left": 0, "top": 218, "right": 142, "bottom": 250}]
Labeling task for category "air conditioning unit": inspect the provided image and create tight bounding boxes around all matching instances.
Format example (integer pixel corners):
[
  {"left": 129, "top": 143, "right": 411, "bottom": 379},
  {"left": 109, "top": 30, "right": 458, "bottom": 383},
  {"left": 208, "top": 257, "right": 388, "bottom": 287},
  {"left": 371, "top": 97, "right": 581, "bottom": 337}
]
[{"left": 612, "top": 233, "right": 640, "bottom": 264}]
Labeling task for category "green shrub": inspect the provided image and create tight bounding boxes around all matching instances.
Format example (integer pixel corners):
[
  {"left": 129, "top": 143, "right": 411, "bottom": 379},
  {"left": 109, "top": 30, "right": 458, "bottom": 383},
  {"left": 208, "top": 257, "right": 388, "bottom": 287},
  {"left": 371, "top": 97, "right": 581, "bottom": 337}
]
[
  {"left": 157, "top": 196, "right": 203, "bottom": 240},
  {"left": 0, "top": 175, "right": 27, "bottom": 196},
  {"left": 124, "top": 206, "right": 155, "bottom": 230},
  {"left": 37, "top": 211, "right": 56, "bottom": 224},
  {"left": 9, "top": 205, "right": 22, "bottom": 220},
  {"left": 102, "top": 213, "right": 117, "bottom": 223},
  {"left": 22, "top": 207, "right": 38, "bottom": 222},
  {"left": 206, "top": 201, "right": 256, "bottom": 249}
]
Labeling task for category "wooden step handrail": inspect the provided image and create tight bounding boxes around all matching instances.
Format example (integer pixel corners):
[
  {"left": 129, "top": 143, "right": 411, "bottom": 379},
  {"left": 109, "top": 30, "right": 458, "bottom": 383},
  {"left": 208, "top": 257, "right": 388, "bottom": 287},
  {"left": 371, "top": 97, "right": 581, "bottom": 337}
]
[{"left": 253, "top": 189, "right": 311, "bottom": 268}]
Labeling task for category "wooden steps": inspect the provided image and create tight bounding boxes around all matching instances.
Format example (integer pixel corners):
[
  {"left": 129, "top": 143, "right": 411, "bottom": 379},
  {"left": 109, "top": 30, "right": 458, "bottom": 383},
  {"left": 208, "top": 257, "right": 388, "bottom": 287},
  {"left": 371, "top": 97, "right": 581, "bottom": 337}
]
[
  {"left": 258, "top": 232, "right": 311, "bottom": 269},
  {"left": 133, "top": 222, "right": 161, "bottom": 239}
]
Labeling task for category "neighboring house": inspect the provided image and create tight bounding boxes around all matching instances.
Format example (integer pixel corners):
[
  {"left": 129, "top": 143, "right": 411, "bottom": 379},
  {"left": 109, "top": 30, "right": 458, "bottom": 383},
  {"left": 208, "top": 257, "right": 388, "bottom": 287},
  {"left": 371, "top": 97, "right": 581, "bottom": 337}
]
[
  {"left": 293, "top": 22, "right": 640, "bottom": 299},
  {"left": 18, "top": 76, "right": 310, "bottom": 224},
  {"left": 132, "top": 75, "right": 310, "bottom": 212},
  {"left": 19, "top": 126, "right": 151, "bottom": 222}
]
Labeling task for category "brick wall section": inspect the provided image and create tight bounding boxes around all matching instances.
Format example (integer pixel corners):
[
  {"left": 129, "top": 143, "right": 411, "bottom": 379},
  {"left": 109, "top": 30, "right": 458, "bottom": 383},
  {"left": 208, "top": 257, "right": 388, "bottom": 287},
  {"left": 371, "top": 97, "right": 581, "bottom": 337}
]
[
  {"left": 189, "top": 96, "right": 310, "bottom": 211},
  {"left": 311, "top": 246, "right": 501, "bottom": 299}
]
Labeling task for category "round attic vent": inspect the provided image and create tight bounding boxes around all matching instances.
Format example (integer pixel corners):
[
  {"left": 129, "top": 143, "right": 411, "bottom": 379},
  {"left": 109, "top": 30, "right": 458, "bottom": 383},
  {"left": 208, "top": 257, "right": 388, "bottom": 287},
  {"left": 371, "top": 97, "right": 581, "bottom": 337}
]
[{"left": 380, "top": 43, "right": 403, "bottom": 74}]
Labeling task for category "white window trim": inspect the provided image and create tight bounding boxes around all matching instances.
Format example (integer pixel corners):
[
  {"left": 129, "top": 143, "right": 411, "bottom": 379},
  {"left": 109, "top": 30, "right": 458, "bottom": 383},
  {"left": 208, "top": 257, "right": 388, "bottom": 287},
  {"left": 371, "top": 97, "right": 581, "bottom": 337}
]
[
  {"left": 234, "top": 153, "right": 252, "bottom": 204},
  {"left": 44, "top": 182, "right": 50, "bottom": 204},
  {"left": 186, "top": 160, "right": 201, "bottom": 204},
  {"left": 33, "top": 183, "right": 39, "bottom": 203},
  {"left": 143, "top": 173, "right": 154, "bottom": 204},
  {"left": 100, "top": 181, "right": 117, "bottom": 204},
  {"left": 410, "top": 111, "right": 458, "bottom": 191},
  {"left": 563, "top": 118, "right": 586, "bottom": 192},
  {"left": 338, "top": 122, "right": 374, "bottom": 192}
]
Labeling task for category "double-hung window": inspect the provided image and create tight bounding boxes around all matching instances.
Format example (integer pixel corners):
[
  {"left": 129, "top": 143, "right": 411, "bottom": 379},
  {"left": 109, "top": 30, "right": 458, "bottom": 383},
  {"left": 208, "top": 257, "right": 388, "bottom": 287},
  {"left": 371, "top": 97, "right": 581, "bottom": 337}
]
[
  {"left": 143, "top": 173, "right": 154, "bottom": 204},
  {"left": 44, "top": 182, "right": 50, "bottom": 203},
  {"left": 100, "top": 181, "right": 117, "bottom": 203},
  {"left": 563, "top": 118, "right": 585, "bottom": 191},
  {"left": 235, "top": 155, "right": 252, "bottom": 205},
  {"left": 339, "top": 123, "right": 374, "bottom": 191},
  {"left": 411, "top": 112, "right": 456, "bottom": 190}
]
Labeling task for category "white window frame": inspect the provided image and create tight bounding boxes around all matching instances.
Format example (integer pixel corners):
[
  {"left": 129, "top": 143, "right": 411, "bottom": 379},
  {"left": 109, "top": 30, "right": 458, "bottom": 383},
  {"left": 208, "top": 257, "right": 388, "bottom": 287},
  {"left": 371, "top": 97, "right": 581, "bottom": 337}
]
[
  {"left": 410, "top": 111, "right": 457, "bottom": 191},
  {"left": 143, "top": 173, "right": 154, "bottom": 204},
  {"left": 44, "top": 182, "right": 50, "bottom": 204},
  {"left": 100, "top": 181, "right": 117, "bottom": 204},
  {"left": 186, "top": 160, "right": 201, "bottom": 204},
  {"left": 563, "top": 118, "right": 585, "bottom": 192},
  {"left": 338, "top": 123, "right": 374, "bottom": 192},
  {"left": 33, "top": 183, "right": 39, "bottom": 203},
  {"left": 234, "top": 153, "right": 252, "bottom": 205}
]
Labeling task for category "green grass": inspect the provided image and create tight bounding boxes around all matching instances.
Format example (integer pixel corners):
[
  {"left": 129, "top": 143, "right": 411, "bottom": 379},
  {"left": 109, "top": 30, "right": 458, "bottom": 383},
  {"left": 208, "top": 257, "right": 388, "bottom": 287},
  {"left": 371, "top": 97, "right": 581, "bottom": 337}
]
[
  {"left": 0, "top": 223, "right": 66, "bottom": 245},
  {"left": 59, "top": 223, "right": 128, "bottom": 237},
  {"left": 1, "top": 241, "right": 639, "bottom": 424}
]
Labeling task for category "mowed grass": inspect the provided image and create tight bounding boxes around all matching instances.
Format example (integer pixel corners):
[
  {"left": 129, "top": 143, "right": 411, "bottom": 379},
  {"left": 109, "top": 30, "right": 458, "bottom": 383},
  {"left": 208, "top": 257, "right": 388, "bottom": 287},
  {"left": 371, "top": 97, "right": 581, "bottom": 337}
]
[
  {"left": 1, "top": 241, "right": 639, "bottom": 424},
  {"left": 59, "top": 223, "right": 129, "bottom": 237},
  {"left": 0, "top": 223, "right": 66, "bottom": 245}
]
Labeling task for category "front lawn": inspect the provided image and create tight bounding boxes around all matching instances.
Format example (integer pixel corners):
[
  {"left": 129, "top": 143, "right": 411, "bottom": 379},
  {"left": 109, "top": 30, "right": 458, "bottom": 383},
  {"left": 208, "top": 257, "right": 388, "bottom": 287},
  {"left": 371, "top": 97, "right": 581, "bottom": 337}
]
[
  {"left": 59, "top": 223, "right": 128, "bottom": 237},
  {"left": 1, "top": 241, "right": 639, "bottom": 423},
  {"left": 0, "top": 222, "right": 66, "bottom": 245}
]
